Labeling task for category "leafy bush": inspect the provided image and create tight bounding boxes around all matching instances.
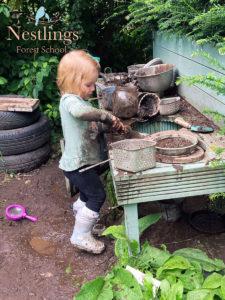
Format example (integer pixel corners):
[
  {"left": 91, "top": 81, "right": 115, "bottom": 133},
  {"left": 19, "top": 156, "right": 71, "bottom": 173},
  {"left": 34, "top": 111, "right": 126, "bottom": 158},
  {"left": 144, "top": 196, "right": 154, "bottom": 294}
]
[
  {"left": 0, "top": 0, "right": 149, "bottom": 134},
  {"left": 125, "top": 0, "right": 225, "bottom": 53},
  {"left": 67, "top": 0, "right": 150, "bottom": 70},
  {"left": 177, "top": 51, "right": 225, "bottom": 95}
]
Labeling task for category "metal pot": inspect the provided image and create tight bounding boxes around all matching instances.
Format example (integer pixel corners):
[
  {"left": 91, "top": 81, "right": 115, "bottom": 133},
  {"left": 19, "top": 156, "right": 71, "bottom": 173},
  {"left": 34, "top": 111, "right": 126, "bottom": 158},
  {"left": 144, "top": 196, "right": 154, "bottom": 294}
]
[
  {"left": 136, "top": 64, "right": 174, "bottom": 95},
  {"left": 127, "top": 64, "right": 145, "bottom": 76},
  {"left": 112, "top": 85, "right": 138, "bottom": 119}
]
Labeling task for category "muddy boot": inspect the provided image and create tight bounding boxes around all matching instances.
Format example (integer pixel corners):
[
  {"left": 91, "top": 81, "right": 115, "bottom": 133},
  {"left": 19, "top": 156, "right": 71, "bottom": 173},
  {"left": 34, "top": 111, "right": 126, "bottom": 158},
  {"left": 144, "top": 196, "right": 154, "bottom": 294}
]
[
  {"left": 92, "top": 223, "right": 106, "bottom": 237},
  {"left": 70, "top": 206, "right": 105, "bottom": 254},
  {"left": 72, "top": 197, "right": 85, "bottom": 216},
  {"left": 72, "top": 199, "right": 104, "bottom": 236}
]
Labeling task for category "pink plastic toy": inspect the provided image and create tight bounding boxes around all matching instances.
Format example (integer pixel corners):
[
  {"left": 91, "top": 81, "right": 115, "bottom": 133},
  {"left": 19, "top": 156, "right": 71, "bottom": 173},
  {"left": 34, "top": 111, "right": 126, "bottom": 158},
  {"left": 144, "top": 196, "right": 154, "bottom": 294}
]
[{"left": 5, "top": 204, "right": 38, "bottom": 222}]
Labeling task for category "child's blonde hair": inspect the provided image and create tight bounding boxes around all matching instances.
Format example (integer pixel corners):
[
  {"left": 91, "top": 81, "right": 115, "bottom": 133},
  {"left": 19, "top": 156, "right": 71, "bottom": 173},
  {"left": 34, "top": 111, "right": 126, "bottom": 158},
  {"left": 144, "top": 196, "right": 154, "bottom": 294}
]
[{"left": 57, "top": 50, "right": 100, "bottom": 95}]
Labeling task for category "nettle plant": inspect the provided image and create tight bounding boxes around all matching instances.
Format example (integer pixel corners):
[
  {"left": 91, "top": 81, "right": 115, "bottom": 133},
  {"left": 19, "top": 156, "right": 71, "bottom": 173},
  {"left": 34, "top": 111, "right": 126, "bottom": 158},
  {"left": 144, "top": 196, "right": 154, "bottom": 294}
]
[
  {"left": 177, "top": 50, "right": 225, "bottom": 206},
  {"left": 75, "top": 221, "right": 225, "bottom": 300}
]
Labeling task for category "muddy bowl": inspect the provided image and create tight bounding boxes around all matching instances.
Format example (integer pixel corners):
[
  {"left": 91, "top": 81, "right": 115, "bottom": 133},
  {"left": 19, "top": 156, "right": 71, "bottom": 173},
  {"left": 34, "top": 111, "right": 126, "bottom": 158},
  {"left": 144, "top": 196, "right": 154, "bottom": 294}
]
[
  {"left": 137, "top": 92, "right": 160, "bottom": 119},
  {"left": 136, "top": 64, "right": 174, "bottom": 95},
  {"left": 127, "top": 64, "right": 145, "bottom": 76},
  {"left": 148, "top": 130, "right": 198, "bottom": 156}
]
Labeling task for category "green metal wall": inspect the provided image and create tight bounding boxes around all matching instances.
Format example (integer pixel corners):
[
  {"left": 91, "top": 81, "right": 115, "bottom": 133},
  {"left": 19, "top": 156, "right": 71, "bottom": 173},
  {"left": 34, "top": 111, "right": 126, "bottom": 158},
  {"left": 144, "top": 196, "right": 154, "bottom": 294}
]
[{"left": 153, "top": 32, "right": 225, "bottom": 115}]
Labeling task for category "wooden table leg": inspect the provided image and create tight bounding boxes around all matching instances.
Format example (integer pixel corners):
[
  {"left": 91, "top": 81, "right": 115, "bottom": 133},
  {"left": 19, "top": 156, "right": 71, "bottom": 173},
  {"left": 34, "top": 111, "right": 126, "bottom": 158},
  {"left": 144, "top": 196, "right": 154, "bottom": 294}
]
[{"left": 123, "top": 203, "right": 140, "bottom": 253}]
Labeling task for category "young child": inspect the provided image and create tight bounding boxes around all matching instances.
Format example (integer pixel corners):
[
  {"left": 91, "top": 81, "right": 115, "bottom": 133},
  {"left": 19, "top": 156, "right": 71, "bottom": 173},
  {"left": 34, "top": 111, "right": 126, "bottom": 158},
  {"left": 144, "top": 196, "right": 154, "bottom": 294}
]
[{"left": 57, "top": 50, "right": 124, "bottom": 254}]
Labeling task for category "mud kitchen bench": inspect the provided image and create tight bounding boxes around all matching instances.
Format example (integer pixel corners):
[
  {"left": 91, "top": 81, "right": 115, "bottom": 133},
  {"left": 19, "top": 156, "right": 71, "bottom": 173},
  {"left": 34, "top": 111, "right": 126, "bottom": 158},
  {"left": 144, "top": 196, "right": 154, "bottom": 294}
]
[{"left": 107, "top": 129, "right": 225, "bottom": 251}]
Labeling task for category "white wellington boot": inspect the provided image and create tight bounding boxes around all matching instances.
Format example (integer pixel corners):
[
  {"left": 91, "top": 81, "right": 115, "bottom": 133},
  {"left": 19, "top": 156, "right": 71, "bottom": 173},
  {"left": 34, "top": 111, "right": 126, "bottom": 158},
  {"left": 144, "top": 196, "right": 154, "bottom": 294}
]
[
  {"left": 72, "top": 197, "right": 85, "bottom": 216},
  {"left": 70, "top": 206, "right": 105, "bottom": 254}
]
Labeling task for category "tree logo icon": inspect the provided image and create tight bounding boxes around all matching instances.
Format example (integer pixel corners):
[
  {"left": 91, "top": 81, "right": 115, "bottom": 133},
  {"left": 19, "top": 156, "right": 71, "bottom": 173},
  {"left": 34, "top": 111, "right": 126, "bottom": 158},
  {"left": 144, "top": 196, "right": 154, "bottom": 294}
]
[{"left": 35, "top": 6, "right": 51, "bottom": 26}]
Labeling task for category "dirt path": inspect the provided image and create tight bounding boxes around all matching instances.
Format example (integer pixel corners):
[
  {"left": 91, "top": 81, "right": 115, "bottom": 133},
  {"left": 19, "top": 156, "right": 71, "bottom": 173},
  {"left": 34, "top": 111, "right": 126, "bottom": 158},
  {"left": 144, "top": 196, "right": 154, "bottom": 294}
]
[
  {"left": 1, "top": 158, "right": 225, "bottom": 300},
  {"left": 0, "top": 159, "right": 115, "bottom": 300}
]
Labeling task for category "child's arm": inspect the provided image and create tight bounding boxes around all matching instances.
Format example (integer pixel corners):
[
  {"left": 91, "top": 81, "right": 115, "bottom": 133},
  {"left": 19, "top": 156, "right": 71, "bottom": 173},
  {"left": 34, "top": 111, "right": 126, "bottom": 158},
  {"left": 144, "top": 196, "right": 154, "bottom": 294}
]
[{"left": 64, "top": 97, "right": 124, "bottom": 130}]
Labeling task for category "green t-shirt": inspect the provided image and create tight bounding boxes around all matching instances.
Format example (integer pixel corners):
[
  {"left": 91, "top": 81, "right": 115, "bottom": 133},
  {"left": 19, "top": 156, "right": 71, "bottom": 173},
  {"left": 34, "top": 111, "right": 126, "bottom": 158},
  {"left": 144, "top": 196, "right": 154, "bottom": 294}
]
[{"left": 59, "top": 93, "right": 113, "bottom": 171}]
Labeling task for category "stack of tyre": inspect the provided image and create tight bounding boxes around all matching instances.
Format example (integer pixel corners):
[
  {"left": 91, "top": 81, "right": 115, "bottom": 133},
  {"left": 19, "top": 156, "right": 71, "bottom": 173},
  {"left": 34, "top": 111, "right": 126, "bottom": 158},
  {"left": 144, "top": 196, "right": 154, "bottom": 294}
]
[{"left": 0, "top": 105, "right": 51, "bottom": 173}]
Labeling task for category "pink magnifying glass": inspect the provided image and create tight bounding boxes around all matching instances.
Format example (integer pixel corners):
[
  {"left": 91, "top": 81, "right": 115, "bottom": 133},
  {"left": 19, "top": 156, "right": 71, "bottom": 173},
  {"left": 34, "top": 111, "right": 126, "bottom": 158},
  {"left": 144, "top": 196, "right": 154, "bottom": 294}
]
[{"left": 5, "top": 204, "right": 38, "bottom": 222}]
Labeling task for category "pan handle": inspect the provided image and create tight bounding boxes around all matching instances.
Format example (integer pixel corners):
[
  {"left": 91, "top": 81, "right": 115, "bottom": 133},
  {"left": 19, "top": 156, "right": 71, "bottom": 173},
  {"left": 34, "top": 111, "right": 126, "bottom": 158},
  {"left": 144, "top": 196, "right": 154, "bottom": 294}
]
[
  {"left": 174, "top": 117, "right": 191, "bottom": 129},
  {"left": 79, "top": 159, "right": 111, "bottom": 173}
]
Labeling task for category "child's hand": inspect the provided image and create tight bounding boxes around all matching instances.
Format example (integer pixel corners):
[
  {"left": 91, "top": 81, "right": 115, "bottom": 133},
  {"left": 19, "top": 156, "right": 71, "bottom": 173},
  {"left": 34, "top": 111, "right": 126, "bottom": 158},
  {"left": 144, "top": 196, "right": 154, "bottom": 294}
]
[{"left": 111, "top": 116, "right": 125, "bottom": 132}]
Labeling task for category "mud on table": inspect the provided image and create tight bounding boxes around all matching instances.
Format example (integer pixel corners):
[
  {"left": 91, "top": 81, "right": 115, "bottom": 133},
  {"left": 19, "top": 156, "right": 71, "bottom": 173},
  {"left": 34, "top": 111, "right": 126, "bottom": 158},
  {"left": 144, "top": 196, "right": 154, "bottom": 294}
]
[{"left": 107, "top": 117, "right": 225, "bottom": 251}]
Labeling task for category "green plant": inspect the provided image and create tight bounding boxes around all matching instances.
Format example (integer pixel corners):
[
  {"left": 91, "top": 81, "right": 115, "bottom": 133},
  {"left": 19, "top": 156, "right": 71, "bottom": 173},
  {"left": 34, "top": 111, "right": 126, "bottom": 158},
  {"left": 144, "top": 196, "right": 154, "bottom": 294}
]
[
  {"left": 106, "top": 171, "right": 117, "bottom": 207},
  {"left": 44, "top": 102, "right": 60, "bottom": 127},
  {"left": 124, "top": 0, "right": 225, "bottom": 52},
  {"left": 209, "top": 193, "right": 225, "bottom": 214},
  {"left": 74, "top": 223, "right": 225, "bottom": 299},
  {"left": 177, "top": 51, "right": 225, "bottom": 96},
  {"left": 5, "top": 56, "right": 59, "bottom": 98},
  {"left": 67, "top": 0, "right": 149, "bottom": 70}
]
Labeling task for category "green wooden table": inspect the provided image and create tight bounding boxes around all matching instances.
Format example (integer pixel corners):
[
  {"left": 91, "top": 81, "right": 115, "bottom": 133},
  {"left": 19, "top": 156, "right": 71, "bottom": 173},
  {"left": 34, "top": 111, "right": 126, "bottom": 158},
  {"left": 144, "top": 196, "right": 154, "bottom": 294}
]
[{"left": 109, "top": 131, "right": 225, "bottom": 251}]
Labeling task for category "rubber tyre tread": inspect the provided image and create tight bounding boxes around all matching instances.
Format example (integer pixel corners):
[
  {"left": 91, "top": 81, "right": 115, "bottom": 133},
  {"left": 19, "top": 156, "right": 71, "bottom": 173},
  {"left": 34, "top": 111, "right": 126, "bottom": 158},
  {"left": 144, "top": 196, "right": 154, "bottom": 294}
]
[
  {"left": 0, "top": 108, "right": 41, "bottom": 130},
  {"left": 0, "top": 143, "right": 51, "bottom": 173},
  {"left": 0, "top": 115, "right": 51, "bottom": 155}
]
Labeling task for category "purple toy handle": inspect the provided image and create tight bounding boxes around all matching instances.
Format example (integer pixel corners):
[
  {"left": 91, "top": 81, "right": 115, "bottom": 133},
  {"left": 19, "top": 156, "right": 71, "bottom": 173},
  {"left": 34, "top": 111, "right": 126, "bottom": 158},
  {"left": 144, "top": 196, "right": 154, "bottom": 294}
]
[{"left": 24, "top": 214, "right": 38, "bottom": 222}]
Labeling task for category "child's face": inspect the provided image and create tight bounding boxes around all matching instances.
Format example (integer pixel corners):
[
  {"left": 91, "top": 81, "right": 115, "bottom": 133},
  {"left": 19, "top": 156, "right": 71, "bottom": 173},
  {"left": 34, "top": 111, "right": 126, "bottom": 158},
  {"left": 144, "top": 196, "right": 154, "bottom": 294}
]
[{"left": 80, "top": 69, "right": 99, "bottom": 99}]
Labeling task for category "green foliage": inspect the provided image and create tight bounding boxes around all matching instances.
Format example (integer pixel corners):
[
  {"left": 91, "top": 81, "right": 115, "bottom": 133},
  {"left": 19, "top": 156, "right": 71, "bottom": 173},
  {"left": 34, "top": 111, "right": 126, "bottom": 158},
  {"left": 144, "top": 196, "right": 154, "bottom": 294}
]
[
  {"left": 106, "top": 171, "right": 117, "bottom": 207},
  {"left": 138, "top": 213, "right": 161, "bottom": 235},
  {"left": 44, "top": 102, "right": 60, "bottom": 127},
  {"left": 174, "top": 248, "right": 225, "bottom": 272},
  {"left": 0, "top": 3, "right": 10, "bottom": 22},
  {"left": 102, "top": 225, "right": 127, "bottom": 240},
  {"left": 102, "top": 214, "right": 161, "bottom": 265},
  {"left": 0, "top": 0, "right": 148, "bottom": 140},
  {"left": 125, "top": 0, "right": 225, "bottom": 51},
  {"left": 133, "top": 242, "right": 171, "bottom": 272},
  {"left": 0, "top": 76, "right": 8, "bottom": 85},
  {"left": 2, "top": 56, "right": 58, "bottom": 99},
  {"left": 75, "top": 276, "right": 113, "bottom": 300},
  {"left": 156, "top": 256, "right": 192, "bottom": 278},
  {"left": 75, "top": 224, "right": 225, "bottom": 299},
  {"left": 68, "top": 0, "right": 149, "bottom": 70},
  {"left": 177, "top": 73, "right": 225, "bottom": 96},
  {"left": 177, "top": 51, "right": 225, "bottom": 98},
  {"left": 202, "top": 272, "right": 223, "bottom": 289},
  {"left": 209, "top": 192, "right": 225, "bottom": 214}
]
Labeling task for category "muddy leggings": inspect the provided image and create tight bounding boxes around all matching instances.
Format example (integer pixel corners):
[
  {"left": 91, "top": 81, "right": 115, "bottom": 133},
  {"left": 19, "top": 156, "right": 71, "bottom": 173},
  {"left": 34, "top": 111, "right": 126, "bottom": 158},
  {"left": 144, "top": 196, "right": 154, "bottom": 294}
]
[{"left": 63, "top": 164, "right": 109, "bottom": 213}]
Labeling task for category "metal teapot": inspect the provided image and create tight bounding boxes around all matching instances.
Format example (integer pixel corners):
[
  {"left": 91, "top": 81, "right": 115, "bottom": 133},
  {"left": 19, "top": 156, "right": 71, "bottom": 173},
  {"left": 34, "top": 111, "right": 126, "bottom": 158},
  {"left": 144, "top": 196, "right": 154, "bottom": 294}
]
[{"left": 112, "top": 84, "right": 138, "bottom": 119}]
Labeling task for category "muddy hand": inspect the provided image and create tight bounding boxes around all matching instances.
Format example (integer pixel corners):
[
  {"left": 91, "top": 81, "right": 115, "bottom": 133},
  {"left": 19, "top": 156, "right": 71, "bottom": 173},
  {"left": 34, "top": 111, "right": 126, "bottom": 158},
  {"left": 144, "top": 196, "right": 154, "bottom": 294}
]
[
  {"left": 120, "top": 125, "right": 131, "bottom": 134},
  {"left": 111, "top": 116, "right": 125, "bottom": 132}
]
